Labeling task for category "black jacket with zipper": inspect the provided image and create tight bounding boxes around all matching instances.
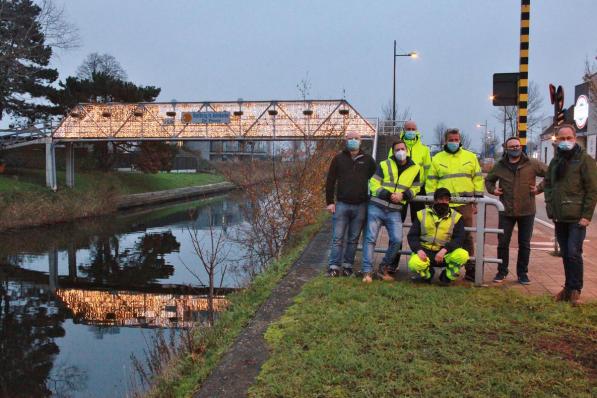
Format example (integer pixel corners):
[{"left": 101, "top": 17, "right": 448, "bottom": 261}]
[{"left": 326, "top": 149, "right": 376, "bottom": 205}]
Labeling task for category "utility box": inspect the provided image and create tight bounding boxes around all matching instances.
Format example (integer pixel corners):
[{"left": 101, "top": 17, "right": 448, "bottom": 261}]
[{"left": 492, "top": 73, "right": 519, "bottom": 106}]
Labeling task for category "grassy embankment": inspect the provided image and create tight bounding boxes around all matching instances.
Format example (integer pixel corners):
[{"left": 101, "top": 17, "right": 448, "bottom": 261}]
[
  {"left": 145, "top": 215, "right": 327, "bottom": 398},
  {"left": 0, "top": 169, "right": 224, "bottom": 230},
  {"left": 249, "top": 278, "right": 597, "bottom": 397}
]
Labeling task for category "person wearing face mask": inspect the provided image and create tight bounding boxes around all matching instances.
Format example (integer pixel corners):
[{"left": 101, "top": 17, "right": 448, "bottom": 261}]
[
  {"left": 325, "top": 131, "right": 376, "bottom": 277},
  {"left": 544, "top": 124, "right": 597, "bottom": 305},
  {"left": 385, "top": 120, "right": 432, "bottom": 275},
  {"left": 407, "top": 188, "right": 469, "bottom": 284},
  {"left": 362, "top": 140, "right": 421, "bottom": 283},
  {"left": 485, "top": 137, "right": 548, "bottom": 284},
  {"left": 426, "top": 128, "right": 484, "bottom": 281}
]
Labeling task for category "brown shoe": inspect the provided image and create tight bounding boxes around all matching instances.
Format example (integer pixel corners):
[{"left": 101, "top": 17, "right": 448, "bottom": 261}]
[
  {"left": 569, "top": 290, "right": 582, "bottom": 306},
  {"left": 381, "top": 266, "right": 395, "bottom": 281},
  {"left": 554, "top": 288, "right": 571, "bottom": 302}
]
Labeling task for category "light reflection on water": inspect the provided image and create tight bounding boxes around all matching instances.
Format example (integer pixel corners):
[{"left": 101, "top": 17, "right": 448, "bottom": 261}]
[{"left": 0, "top": 193, "right": 247, "bottom": 397}]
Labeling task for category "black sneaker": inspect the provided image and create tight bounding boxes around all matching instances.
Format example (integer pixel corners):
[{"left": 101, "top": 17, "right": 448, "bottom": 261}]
[
  {"left": 411, "top": 268, "right": 435, "bottom": 284},
  {"left": 438, "top": 270, "right": 451, "bottom": 285},
  {"left": 326, "top": 268, "right": 341, "bottom": 277},
  {"left": 518, "top": 274, "right": 531, "bottom": 285},
  {"left": 493, "top": 273, "right": 507, "bottom": 283},
  {"left": 464, "top": 270, "right": 475, "bottom": 282},
  {"left": 342, "top": 267, "right": 354, "bottom": 277}
]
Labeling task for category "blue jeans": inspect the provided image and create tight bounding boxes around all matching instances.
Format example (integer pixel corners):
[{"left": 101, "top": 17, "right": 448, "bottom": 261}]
[
  {"left": 555, "top": 222, "right": 586, "bottom": 291},
  {"left": 362, "top": 203, "right": 403, "bottom": 273},
  {"left": 328, "top": 201, "right": 367, "bottom": 270}
]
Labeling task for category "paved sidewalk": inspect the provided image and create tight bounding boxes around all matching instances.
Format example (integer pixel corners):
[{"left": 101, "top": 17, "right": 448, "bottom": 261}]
[{"left": 368, "top": 200, "right": 597, "bottom": 302}]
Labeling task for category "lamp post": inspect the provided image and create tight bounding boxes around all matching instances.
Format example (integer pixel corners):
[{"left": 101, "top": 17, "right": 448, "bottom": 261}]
[
  {"left": 476, "top": 120, "right": 488, "bottom": 158},
  {"left": 392, "top": 40, "right": 417, "bottom": 130}
]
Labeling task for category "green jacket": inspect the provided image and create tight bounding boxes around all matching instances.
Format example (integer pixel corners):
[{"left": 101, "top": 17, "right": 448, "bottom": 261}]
[
  {"left": 399, "top": 130, "right": 432, "bottom": 185},
  {"left": 544, "top": 145, "right": 597, "bottom": 222},
  {"left": 485, "top": 153, "right": 548, "bottom": 217}
]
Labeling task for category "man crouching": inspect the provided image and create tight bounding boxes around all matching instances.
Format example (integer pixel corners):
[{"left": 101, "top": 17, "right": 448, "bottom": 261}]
[{"left": 407, "top": 188, "right": 469, "bottom": 284}]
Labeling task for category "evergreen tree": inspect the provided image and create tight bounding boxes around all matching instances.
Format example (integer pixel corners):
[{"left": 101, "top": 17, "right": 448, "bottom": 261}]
[{"left": 0, "top": 0, "right": 60, "bottom": 121}]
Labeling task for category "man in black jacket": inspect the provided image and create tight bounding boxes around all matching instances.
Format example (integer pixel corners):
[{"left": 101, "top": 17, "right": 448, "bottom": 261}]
[{"left": 325, "top": 131, "right": 376, "bottom": 276}]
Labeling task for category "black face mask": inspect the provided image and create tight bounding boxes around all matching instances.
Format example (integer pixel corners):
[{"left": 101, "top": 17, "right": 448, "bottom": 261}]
[{"left": 433, "top": 203, "right": 450, "bottom": 217}]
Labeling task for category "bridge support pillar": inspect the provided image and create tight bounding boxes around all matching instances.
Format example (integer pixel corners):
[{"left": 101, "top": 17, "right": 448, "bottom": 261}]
[
  {"left": 48, "top": 249, "right": 58, "bottom": 293},
  {"left": 65, "top": 142, "right": 75, "bottom": 188},
  {"left": 68, "top": 243, "right": 77, "bottom": 281},
  {"left": 45, "top": 139, "right": 57, "bottom": 191}
]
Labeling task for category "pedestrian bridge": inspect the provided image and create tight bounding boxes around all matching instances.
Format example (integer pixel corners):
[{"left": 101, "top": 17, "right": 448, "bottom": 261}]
[{"left": 53, "top": 99, "right": 376, "bottom": 141}]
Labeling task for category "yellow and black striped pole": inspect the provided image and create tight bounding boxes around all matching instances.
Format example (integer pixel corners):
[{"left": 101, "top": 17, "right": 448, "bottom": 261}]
[{"left": 517, "top": 0, "right": 530, "bottom": 150}]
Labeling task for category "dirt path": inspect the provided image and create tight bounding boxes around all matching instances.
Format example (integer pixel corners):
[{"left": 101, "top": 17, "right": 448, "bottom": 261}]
[{"left": 193, "top": 221, "right": 331, "bottom": 398}]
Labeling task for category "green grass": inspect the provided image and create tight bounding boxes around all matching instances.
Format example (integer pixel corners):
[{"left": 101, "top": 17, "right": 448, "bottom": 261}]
[
  {"left": 250, "top": 278, "right": 597, "bottom": 398},
  {"left": 0, "top": 168, "right": 224, "bottom": 194},
  {"left": 147, "top": 215, "right": 328, "bottom": 398}
]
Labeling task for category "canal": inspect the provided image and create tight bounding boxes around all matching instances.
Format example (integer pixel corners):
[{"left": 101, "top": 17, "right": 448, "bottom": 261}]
[{"left": 0, "top": 193, "right": 247, "bottom": 397}]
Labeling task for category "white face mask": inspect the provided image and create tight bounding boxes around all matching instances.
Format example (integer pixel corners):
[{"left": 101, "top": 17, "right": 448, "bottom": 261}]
[{"left": 394, "top": 150, "right": 407, "bottom": 161}]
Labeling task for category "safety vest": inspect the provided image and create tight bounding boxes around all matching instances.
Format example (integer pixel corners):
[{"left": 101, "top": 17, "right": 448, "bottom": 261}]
[
  {"left": 370, "top": 156, "right": 421, "bottom": 210},
  {"left": 399, "top": 131, "right": 432, "bottom": 185},
  {"left": 418, "top": 207, "right": 462, "bottom": 251},
  {"left": 425, "top": 148, "right": 484, "bottom": 206}
]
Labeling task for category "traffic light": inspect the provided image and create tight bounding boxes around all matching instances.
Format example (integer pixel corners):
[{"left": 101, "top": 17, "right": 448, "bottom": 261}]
[{"left": 549, "top": 84, "right": 565, "bottom": 125}]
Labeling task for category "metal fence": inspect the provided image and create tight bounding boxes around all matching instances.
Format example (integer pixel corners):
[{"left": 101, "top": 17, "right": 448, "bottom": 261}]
[{"left": 363, "top": 195, "right": 504, "bottom": 286}]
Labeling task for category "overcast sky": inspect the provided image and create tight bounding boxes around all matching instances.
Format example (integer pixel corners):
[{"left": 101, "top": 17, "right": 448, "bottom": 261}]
[{"left": 48, "top": 0, "right": 597, "bottom": 151}]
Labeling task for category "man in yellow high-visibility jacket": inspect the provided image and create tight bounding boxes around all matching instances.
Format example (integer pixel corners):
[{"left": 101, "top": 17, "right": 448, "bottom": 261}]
[
  {"left": 362, "top": 140, "right": 421, "bottom": 283},
  {"left": 426, "top": 128, "right": 484, "bottom": 281},
  {"left": 407, "top": 188, "right": 469, "bottom": 284}
]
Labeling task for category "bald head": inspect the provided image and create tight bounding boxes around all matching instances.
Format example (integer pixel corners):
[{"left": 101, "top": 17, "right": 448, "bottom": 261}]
[
  {"left": 404, "top": 120, "right": 417, "bottom": 131},
  {"left": 345, "top": 131, "right": 360, "bottom": 140}
]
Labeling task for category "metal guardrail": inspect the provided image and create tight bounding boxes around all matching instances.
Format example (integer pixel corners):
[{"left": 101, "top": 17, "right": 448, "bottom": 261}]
[
  {"left": 0, "top": 127, "right": 51, "bottom": 150},
  {"left": 361, "top": 195, "right": 504, "bottom": 286}
]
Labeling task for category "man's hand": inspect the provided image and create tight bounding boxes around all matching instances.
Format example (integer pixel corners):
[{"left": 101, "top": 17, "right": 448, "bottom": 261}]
[
  {"left": 417, "top": 250, "right": 427, "bottom": 261},
  {"left": 391, "top": 192, "right": 403, "bottom": 203},
  {"left": 472, "top": 203, "right": 478, "bottom": 215},
  {"left": 435, "top": 248, "right": 447, "bottom": 264},
  {"left": 529, "top": 185, "right": 539, "bottom": 195},
  {"left": 326, "top": 204, "right": 336, "bottom": 214},
  {"left": 579, "top": 218, "right": 590, "bottom": 227},
  {"left": 493, "top": 187, "right": 503, "bottom": 196}
]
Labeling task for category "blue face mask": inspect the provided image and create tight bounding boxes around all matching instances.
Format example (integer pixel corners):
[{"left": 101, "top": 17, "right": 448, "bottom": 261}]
[
  {"left": 404, "top": 131, "right": 417, "bottom": 140},
  {"left": 346, "top": 139, "right": 360, "bottom": 151},
  {"left": 446, "top": 142, "right": 460, "bottom": 153},
  {"left": 507, "top": 149, "right": 522, "bottom": 158},
  {"left": 558, "top": 141, "right": 574, "bottom": 151}
]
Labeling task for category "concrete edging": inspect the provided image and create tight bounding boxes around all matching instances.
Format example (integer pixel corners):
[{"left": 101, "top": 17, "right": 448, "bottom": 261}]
[{"left": 116, "top": 181, "right": 236, "bottom": 209}]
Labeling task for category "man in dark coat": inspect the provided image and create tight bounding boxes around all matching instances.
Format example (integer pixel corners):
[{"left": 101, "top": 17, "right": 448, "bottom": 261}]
[
  {"left": 544, "top": 124, "right": 597, "bottom": 305},
  {"left": 325, "top": 131, "right": 376, "bottom": 277},
  {"left": 485, "top": 136, "right": 548, "bottom": 284}
]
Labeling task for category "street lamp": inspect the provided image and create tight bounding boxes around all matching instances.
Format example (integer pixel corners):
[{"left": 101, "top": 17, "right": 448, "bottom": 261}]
[
  {"left": 476, "top": 120, "right": 488, "bottom": 159},
  {"left": 392, "top": 40, "right": 417, "bottom": 128}
]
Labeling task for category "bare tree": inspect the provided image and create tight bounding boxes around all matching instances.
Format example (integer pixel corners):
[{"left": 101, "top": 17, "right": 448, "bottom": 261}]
[
  {"left": 493, "top": 81, "right": 544, "bottom": 140},
  {"left": 297, "top": 71, "right": 312, "bottom": 101},
  {"left": 185, "top": 208, "right": 231, "bottom": 326},
  {"left": 76, "top": 52, "right": 128, "bottom": 80},
  {"left": 433, "top": 122, "right": 449, "bottom": 146},
  {"left": 37, "top": 0, "right": 80, "bottom": 50},
  {"left": 584, "top": 54, "right": 597, "bottom": 127},
  {"left": 380, "top": 99, "right": 411, "bottom": 134}
]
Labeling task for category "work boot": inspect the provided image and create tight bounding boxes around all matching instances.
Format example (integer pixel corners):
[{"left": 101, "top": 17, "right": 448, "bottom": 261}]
[
  {"left": 569, "top": 290, "right": 582, "bottom": 306},
  {"left": 341, "top": 267, "right": 354, "bottom": 277},
  {"left": 381, "top": 266, "right": 395, "bottom": 281},
  {"left": 326, "top": 268, "right": 341, "bottom": 278},
  {"left": 554, "top": 288, "right": 571, "bottom": 302},
  {"left": 362, "top": 272, "right": 373, "bottom": 284},
  {"left": 438, "top": 270, "right": 451, "bottom": 286}
]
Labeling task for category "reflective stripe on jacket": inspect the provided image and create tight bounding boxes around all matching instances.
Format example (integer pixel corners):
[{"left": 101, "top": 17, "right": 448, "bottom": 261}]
[
  {"left": 418, "top": 208, "right": 462, "bottom": 251},
  {"left": 369, "top": 153, "right": 421, "bottom": 211},
  {"left": 426, "top": 147, "right": 484, "bottom": 206}
]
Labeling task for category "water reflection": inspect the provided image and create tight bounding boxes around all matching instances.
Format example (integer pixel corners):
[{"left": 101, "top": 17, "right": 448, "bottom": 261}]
[{"left": 0, "top": 194, "right": 245, "bottom": 397}]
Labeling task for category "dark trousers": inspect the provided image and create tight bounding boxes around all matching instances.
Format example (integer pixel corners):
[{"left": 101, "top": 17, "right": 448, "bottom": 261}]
[
  {"left": 390, "top": 188, "right": 427, "bottom": 270},
  {"left": 497, "top": 214, "right": 535, "bottom": 276},
  {"left": 555, "top": 222, "right": 586, "bottom": 291}
]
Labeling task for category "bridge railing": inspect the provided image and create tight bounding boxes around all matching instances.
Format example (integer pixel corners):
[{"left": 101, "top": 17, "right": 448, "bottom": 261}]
[{"left": 361, "top": 195, "right": 504, "bottom": 286}]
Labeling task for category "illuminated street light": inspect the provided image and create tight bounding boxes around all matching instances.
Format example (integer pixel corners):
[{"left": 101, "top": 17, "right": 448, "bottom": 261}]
[{"left": 392, "top": 40, "right": 417, "bottom": 125}]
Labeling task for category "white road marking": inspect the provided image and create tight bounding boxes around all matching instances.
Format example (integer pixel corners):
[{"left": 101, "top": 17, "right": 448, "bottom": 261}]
[{"left": 534, "top": 217, "right": 554, "bottom": 229}]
